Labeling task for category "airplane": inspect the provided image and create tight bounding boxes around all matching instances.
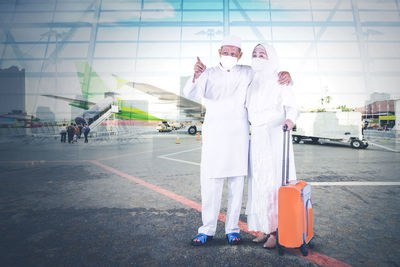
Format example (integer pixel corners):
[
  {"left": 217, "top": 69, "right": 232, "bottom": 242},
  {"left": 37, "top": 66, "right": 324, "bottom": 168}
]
[
  {"left": 42, "top": 61, "right": 165, "bottom": 127},
  {"left": 42, "top": 61, "right": 205, "bottom": 134},
  {"left": 0, "top": 110, "right": 41, "bottom": 127}
]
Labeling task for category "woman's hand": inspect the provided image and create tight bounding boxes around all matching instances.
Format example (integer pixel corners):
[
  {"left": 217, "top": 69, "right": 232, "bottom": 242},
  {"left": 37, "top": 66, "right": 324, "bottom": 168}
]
[
  {"left": 277, "top": 71, "right": 291, "bottom": 85},
  {"left": 283, "top": 119, "right": 294, "bottom": 131}
]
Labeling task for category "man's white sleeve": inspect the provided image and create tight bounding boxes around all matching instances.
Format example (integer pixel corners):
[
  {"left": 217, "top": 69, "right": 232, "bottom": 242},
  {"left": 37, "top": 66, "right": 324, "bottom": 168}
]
[
  {"left": 282, "top": 85, "right": 299, "bottom": 123},
  {"left": 183, "top": 70, "right": 208, "bottom": 101}
]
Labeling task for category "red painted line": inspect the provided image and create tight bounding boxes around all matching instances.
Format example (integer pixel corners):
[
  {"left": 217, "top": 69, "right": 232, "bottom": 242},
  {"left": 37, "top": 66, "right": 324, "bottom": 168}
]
[
  {"left": 90, "top": 160, "right": 201, "bottom": 211},
  {"left": 288, "top": 249, "right": 352, "bottom": 267},
  {"left": 0, "top": 160, "right": 86, "bottom": 164},
  {"left": 90, "top": 160, "right": 352, "bottom": 267}
]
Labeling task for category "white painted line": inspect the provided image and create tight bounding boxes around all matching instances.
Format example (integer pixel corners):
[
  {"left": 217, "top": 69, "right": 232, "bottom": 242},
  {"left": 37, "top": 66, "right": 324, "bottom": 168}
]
[
  {"left": 158, "top": 148, "right": 400, "bottom": 186},
  {"left": 309, "top": 181, "right": 400, "bottom": 186},
  {"left": 369, "top": 142, "right": 400, "bottom": 153},
  {"left": 158, "top": 147, "right": 201, "bottom": 166},
  {"left": 158, "top": 156, "right": 200, "bottom": 166},
  {"left": 158, "top": 147, "right": 200, "bottom": 158}
]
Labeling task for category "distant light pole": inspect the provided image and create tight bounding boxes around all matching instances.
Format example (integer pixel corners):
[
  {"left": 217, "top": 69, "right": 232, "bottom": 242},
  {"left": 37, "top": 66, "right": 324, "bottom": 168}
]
[
  {"left": 386, "top": 99, "right": 389, "bottom": 127},
  {"left": 378, "top": 103, "right": 381, "bottom": 127}
]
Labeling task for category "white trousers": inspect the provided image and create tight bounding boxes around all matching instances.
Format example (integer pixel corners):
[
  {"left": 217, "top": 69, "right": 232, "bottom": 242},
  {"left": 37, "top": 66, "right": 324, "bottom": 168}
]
[{"left": 198, "top": 175, "right": 245, "bottom": 236}]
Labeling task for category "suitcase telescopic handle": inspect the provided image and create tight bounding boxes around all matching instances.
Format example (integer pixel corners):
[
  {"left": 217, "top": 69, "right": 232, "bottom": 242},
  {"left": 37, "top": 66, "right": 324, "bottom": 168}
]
[{"left": 281, "top": 125, "right": 291, "bottom": 186}]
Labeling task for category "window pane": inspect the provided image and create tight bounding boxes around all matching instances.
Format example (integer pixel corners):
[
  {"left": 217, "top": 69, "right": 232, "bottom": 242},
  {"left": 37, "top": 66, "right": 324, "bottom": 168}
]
[
  {"left": 92, "top": 59, "right": 135, "bottom": 73},
  {"left": 143, "top": 0, "right": 181, "bottom": 10},
  {"left": 315, "top": 27, "right": 357, "bottom": 41},
  {"left": 4, "top": 44, "right": 47, "bottom": 58},
  {"left": 271, "top": 11, "right": 312, "bottom": 22},
  {"left": 359, "top": 11, "right": 400, "bottom": 22},
  {"left": 183, "top": 0, "right": 223, "bottom": 9},
  {"left": 312, "top": 11, "right": 354, "bottom": 22},
  {"left": 230, "top": 0, "right": 269, "bottom": 10},
  {"left": 319, "top": 59, "right": 363, "bottom": 72},
  {"left": 272, "top": 27, "right": 314, "bottom": 41},
  {"left": 137, "top": 42, "right": 180, "bottom": 57},
  {"left": 13, "top": 12, "right": 53, "bottom": 23},
  {"left": 99, "top": 11, "right": 141, "bottom": 23},
  {"left": 183, "top": 11, "right": 223, "bottom": 22},
  {"left": 357, "top": 0, "right": 398, "bottom": 10},
  {"left": 57, "top": 43, "right": 89, "bottom": 58},
  {"left": 370, "top": 59, "right": 400, "bottom": 72},
  {"left": 135, "top": 59, "right": 180, "bottom": 73},
  {"left": 140, "top": 10, "right": 181, "bottom": 22},
  {"left": 101, "top": 0, "right": 141, "bottom": 11},
  {"left": 361, "top": 27, "right": 400, "bottom": 41},
  {"left": 230, "top": 11, "right": 270, "bottom": 22},
  {"left": 56, "top": 2, "right": 94, "bottom": 11},
  {"left": 367, "top": 43, "right": 400, "bottom": 58},
  {"left": 10, "top": 28, "right": 51, "bottom": 42},
  {"left": 97, "top": 27, "right": 139, "bottom": 41},
  {"left": 270, "top": 0, "right": 310, "bottom": 9},
  {"left": 140, "top": 27, "right": 181, "bottom": 41},
  {"left": 273, "top": 42, "right": 317, "bottom": 58},
  {"left": 53, "top": 11, "right": 94, "bottom": 23},
  {"left": 182, "top": 27, "right": 223, "bottom": 41},
  {"left": 230, "top": 26, "right": 272, "bottom": 41},
  {"left": 317, "top": 43, "right": 360, "bottom": 58},
  {"left": 94, "top": 43, "right": 137, "bottom": 58},
  {"left": 310, "top": 0, "right": 351, "bottom": 9}
]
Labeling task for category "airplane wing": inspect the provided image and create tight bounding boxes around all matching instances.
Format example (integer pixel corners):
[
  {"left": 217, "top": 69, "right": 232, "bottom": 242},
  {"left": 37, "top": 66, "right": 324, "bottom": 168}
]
[
  {"left": 132, "top": 82, "right": 205, "bottom": 120},
  {"left": 113, "top": 74, "right": 205, "bottom": 120},
  {"left": 41, "top": 94, "right": 96, "bottom": 109},
  {"left": 0, "top": 113, "right": 33, "bottom": 120}
]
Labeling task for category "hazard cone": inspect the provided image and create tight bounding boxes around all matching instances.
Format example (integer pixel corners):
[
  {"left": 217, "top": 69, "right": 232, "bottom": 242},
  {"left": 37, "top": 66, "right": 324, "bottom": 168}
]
[
  {"left": 176, "top": 136, "right": 180, "bottom": 144},
  {"left": 196, "top": 132, "right": 201, "bottom": 141}
]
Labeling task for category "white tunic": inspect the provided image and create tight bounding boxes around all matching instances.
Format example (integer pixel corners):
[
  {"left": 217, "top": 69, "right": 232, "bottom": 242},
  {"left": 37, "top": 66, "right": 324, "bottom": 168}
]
[
  {"left": 184, "top": 64, "right": 253, "bottom": 179},
  {"left": 245, "top": 72, "right": 299, "bottom": 234}
]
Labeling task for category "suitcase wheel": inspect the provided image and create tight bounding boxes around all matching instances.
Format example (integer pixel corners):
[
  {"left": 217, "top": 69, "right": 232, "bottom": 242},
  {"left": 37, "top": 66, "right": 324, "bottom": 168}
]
[
  {"left": 300, "top": 244, "right": 308, "bottom": 256},
  {"left": 308, "top": 241, "right": 315, "bottom": 249}
]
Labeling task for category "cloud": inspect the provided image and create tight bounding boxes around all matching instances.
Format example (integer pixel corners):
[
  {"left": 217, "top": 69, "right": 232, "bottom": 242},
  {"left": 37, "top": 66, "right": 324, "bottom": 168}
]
[{"left": 140, "top": 1, "right": 176, "bottom": 19}]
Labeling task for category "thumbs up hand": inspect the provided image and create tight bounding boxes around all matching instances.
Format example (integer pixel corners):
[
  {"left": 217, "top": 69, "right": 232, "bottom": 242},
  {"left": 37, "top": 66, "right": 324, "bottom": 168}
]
[{"left": 192, "top": 57, "right": 206, "bottom": 82}]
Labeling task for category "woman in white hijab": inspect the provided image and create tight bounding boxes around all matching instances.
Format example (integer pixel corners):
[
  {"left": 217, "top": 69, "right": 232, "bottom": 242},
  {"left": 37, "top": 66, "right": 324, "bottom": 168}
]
[{"left": 245, "top": 43, "right": 299, "bottom": 248}]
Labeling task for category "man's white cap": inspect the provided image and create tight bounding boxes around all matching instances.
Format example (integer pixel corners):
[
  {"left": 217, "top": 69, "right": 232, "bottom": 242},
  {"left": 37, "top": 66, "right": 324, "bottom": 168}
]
[{"left": 221, "top": 35, "right": 242, "bottom": 49}]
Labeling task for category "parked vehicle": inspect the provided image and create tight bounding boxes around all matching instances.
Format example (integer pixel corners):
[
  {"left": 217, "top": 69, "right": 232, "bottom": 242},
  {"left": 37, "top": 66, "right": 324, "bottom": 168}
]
[
  {"left": 187, "top": 121, "right": 203, "bottom": 135},
  {"left": 292, "top": 111, "right": 368, "bottom": 149},
  {"left": 156, "top": 121, "right": 172, "bottom": 132}
]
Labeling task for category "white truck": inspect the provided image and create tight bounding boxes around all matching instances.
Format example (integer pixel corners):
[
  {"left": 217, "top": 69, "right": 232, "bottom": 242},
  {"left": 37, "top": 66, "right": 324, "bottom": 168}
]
[{"left": 292, "top": 111, "right": 368, "bottom": 149}]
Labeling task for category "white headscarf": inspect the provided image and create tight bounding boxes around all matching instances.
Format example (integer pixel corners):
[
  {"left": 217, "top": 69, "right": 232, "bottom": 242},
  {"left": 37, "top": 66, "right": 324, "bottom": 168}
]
[
  {"left": 246, "top": 43, "right": 283, "bottom": 126},
  {"left": 251, "top": 43, "right": 279, "bottom": 76}
]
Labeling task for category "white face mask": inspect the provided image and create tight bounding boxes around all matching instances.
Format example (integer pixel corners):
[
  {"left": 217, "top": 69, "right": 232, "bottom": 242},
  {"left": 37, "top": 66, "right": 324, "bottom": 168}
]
[
  {"left": 251, "top": 57, "right": 275, "bottom": 74},
  {"left": 220, "top": 55, "right": 238, "bottom": 70}
]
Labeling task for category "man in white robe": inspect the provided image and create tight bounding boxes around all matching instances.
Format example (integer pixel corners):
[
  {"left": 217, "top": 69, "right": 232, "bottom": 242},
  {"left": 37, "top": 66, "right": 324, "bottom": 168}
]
[{"left": 184, "top": 36, "right": 291, "bottom": 246}]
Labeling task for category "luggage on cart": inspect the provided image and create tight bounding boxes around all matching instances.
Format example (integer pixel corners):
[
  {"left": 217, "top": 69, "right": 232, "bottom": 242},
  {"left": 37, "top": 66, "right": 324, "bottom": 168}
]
[{"left": 276, "top": 126, "right": 314, "bottom": 256}]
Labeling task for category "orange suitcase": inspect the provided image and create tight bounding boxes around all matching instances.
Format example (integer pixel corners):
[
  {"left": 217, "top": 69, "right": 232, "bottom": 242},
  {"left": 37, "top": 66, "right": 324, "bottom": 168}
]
[{"left": 276, "top": 126, "right": 314, "bottom": 256}]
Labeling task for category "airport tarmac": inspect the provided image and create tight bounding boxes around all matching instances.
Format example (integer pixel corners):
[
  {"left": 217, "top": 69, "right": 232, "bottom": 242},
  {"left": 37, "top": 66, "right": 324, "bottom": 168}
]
[{"left": 0, "top": 134, "right": 399, "bottom": 267}]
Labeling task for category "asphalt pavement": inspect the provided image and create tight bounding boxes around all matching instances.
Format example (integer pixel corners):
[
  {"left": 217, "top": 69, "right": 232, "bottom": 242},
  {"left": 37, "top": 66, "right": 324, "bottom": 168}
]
[{"left": 0, "top": 134, "right": 399, "bottom": 267}]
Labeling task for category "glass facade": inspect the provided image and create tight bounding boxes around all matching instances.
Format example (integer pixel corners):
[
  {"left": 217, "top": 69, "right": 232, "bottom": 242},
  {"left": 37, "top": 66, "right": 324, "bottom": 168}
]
[{"left": 0, "top": 0, "right": 400, "bottom": 121}]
